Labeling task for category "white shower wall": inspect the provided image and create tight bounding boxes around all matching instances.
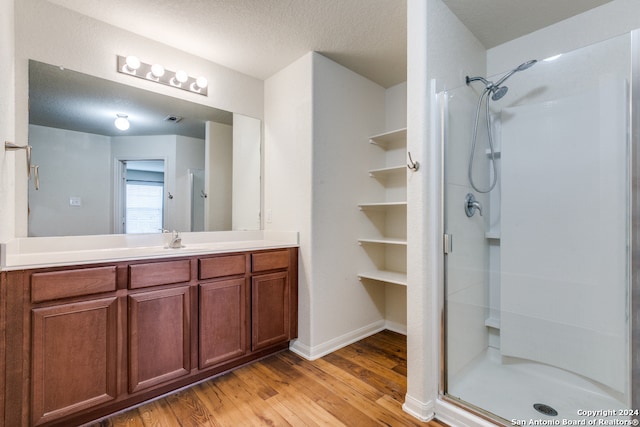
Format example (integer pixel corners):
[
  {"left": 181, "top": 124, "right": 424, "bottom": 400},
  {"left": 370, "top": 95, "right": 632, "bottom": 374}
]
[{"left": 500, "top": 77, "right": 628, "bottom": 394}]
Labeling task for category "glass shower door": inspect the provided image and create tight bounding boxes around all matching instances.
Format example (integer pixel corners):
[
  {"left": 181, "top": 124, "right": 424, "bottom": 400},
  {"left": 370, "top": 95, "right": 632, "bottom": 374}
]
[{"left": 442, "top": 33, "right": 632, "bottom": 424}]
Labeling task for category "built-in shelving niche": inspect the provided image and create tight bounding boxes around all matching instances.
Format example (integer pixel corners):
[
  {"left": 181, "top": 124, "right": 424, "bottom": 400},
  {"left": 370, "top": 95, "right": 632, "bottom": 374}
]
[{"left": 357, "top": 128, "right": 407, "bottom": 287}]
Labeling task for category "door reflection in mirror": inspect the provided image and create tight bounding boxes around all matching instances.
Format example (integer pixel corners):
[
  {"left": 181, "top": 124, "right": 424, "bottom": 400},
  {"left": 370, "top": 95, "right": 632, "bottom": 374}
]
[{"left": 121, "top": 160, "right": 165, "bottom": 234}]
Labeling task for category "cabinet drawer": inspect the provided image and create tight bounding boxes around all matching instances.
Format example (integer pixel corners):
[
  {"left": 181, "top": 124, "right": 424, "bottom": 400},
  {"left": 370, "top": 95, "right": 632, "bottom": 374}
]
[
  {"left": 199, "top": 254, "right": 246, "bottom": 280},
  {"left": 251, "top": 250, "right": 289, "bottom": 273},
  {"left": 129, "top": 260, "right": 191, "bottom": 289},
  {"left": 31, "top": 266, "right": 117, "bottom": 303}
]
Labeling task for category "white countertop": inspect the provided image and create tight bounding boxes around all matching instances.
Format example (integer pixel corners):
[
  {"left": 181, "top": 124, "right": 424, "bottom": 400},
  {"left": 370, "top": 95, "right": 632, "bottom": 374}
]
[{"left": 0, "top": 230, "right": 298, "bottom": 270}]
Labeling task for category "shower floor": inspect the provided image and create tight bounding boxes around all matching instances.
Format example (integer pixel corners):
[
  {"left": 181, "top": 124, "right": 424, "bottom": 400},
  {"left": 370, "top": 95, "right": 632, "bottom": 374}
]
[{"left": 447, "top": 348, "right": 627, "bottom": 424}]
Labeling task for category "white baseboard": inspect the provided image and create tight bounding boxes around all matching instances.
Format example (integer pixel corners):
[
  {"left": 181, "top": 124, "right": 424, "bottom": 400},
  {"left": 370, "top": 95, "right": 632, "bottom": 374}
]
[
  {"left": 384, "top": 320, "right": 407, "bottom": 335},
  {"left": 289, "top": 320, "right": 386, "bottom": 360},
  {"left": 402, "top": 393, "right": 436, "bottom": 421}
]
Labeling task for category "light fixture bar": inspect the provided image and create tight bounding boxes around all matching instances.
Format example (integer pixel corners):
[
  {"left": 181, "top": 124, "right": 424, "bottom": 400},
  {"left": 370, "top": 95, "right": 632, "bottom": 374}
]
[{"left": 116, "top": 55, "right": 208, "bottom": 96}]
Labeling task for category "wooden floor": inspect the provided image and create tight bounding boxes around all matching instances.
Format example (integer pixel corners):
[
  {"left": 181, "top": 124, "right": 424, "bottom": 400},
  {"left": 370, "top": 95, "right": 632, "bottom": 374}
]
[{"left": 89, "top": 330, "right": 446, "bottom": 427}]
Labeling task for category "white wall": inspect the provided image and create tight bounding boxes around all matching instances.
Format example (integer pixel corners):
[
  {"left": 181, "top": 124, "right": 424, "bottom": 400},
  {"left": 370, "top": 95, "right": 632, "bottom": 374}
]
[
  {"left": 386, "top": 82, "right": 407, "bottom": 131},
  {"left": 0, "top": 0, "right": 15, "bottom": 242},
  {"left": 8, "top": 0, "right": 263, "bottom": 239},
  {"left": 311, "top": 53, "right": 387, "bottom": 353},
  {"left": 232, "top": 114, "right": 261, "bottom": 230},
  {"left": 487, "top": 0, "right": 640, "bottom": 75},
  {"left": 265, "top": 52, "right": 389, "bottom": 359},
  {"left": 28, "top": 125, "right": 111, "bottom": 236},
  {"left": 175, "top": 135, "right": 206, "bottom": 232},
  {"left": 205, "top": 122, "right": 233, "bottom": 231},
  {"left": 404, "top": 0, "right": 486, "bottom": 421},
  {"left": 264, "top": 52, "right": 314, "bottom": 352},
  {"left": 384, "top": 82, "right": 409, "bottom": 333},
  {"left": 27, "top": 129, "right": 204, "bottom": 236}
]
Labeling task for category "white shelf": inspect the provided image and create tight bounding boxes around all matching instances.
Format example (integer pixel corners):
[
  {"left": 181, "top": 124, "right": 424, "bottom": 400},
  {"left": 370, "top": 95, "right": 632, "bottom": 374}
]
[
  {"left": 358, "top": 201, "right": 407, "bottom": 211},
  {"left": 485, "top": 229, "right": 501, "bottom": 240},
  {"left": 359, "top": 127, "right": 407, "bottom": 290},
  {"left": 369, "top": 128, "right": 407, "bottom": 149},
  {"left": 357, "top": 269, "right": 407, "bottom": 286},
  {"left": 368, "top": 165, "right": 406, "bottom": 178},
  {"left": 485, "top": 317, "right": 500, "bottom": 329},
  {"left": 358, "top": 238, "right": 407, "bottom": 246}
]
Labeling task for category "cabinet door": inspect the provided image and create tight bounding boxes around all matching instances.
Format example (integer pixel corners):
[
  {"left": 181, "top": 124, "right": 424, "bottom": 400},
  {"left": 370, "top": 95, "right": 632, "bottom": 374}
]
[
  {"left": 128, "top": 286, "right": 190, "bottom": 393},
  {"left": 32, "top": 297, "right": 118, "bottom": 426},
  {"left": 199, "top": 278, "right": 248, "bottom": 369},
  {"left": 251, "top": 271, "right": 290, "bottom": 351}
]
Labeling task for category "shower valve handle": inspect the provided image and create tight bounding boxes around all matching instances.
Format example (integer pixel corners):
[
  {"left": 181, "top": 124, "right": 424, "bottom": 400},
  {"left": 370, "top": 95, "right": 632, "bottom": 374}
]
[{"left": 465, "top": 193, "right": 483, "bottom": 217}]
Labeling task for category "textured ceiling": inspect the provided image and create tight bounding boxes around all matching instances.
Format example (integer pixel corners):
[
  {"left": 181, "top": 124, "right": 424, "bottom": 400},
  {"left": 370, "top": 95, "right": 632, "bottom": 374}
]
[
  {"left": 45, "top": 0, "right": 615, "bottom": 89},
  {"left": 441, "top": 0, "right": 615, "bottom": 48},
  {"left": 45, "top": 0, "right": 407, "bottom": 88},
  {"left": 35, "top": 0, "right": 617, "bottom": 136}
]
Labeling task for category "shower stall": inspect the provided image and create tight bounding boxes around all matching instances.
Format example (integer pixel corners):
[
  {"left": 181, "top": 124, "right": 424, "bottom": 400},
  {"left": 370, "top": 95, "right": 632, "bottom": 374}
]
[{"left": 441, "top": 31, "right": 635, "bottom": 423}]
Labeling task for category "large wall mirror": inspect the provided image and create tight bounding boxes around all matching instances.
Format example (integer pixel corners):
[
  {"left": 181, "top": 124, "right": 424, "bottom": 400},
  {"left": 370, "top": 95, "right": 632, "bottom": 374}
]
[{"left": 27, "top": 60, "right": 261, "bottom": 237}]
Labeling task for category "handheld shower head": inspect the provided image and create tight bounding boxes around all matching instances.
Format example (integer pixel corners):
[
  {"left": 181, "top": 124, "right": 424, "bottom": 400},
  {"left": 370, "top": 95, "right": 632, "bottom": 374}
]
[
  {"left": 493, "top": 59, "right": 537, "bottom": 88},
  {"left": 516, "top": 59, "right": 537, "bottom": 71}
]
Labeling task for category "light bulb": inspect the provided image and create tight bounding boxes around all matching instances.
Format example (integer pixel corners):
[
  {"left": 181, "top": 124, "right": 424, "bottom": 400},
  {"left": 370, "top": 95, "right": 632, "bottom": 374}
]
[
  {"left": 195, "top": 76, "right": 208, "bottom": 89},
  {"left": 151, "top": 63, "right": 165, "bottom": 78},
  {"left": 190, "top": 76, "right": 208, "bottom": 93},
  {"left": 123, "top": 56, "right": 141, "bottom": 74},
  {"left": 114, "top": 114, "right": 130, "bottom": 131},
  {"left": 175, "top": 70, "right": 188, "bottom": 83}
]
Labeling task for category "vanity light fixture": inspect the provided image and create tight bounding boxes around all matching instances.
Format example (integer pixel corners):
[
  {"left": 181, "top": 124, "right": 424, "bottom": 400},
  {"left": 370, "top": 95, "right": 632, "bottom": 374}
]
[
  {"left": 114, "top": 114, "right": 130, "bottom": 131},
  {"left": 116, "top": 55, "right": 208, "bottom": 96}
]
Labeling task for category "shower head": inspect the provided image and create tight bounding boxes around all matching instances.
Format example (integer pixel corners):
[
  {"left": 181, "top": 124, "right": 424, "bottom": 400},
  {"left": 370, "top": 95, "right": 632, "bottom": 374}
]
[
  {"left": 491, "top": 86, "right": 509, "bottom": 101},
  {"left": 493, "top": 59, "right": 537, "bottom": 88}
]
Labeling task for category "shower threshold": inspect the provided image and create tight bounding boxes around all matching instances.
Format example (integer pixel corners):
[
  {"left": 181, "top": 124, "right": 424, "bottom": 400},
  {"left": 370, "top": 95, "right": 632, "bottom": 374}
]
[{"left": 447, "top": 348, "right": 627, "bottom": 423}]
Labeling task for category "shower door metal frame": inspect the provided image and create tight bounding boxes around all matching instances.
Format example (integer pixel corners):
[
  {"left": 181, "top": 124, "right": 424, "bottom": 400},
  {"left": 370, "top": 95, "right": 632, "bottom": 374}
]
[
  {"left": 630, "top": 29, "right": 640, "bottom": 413},
  {"left": 436, "top": 83, "right": 507, "bottom": 426}
]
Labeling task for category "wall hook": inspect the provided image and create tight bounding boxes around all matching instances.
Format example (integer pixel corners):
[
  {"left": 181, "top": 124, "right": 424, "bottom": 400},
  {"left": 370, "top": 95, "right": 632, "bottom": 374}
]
[
  {"left": 200, "top": 190, "right": 208, "bottom": 199},
  {"left": 167, "top": 192, "right": 174, "bottom": 200},
  {"left": 407, "top": 151, "right": 420, "bottom": 171}
]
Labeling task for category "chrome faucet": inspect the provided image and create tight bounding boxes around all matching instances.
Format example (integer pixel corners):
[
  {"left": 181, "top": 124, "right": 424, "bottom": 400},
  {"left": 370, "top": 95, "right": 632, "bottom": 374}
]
[
  {"left": 465, "top": 193, "right": 483, "bottom": 217},
  {"left": 168, "top": 230, "right": 183, "bottom": 248}
]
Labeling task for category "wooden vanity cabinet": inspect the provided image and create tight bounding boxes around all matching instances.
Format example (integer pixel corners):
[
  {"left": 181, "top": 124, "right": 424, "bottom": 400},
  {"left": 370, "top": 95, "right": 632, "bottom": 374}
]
[
  {"left": 1, "top": 247, "right": 297, "bottom": 427},
  {"left": 31, "top": 297, "right": 118, "bottom": 426},
  {"left": 198, "top": 254, "right": 249, "bottom": 369},
  {"left": 25, "top": 266, "right": 119, "bottom": 426},
  {"left": 128, "top": 286, "right": 191, "bottom": 393},
  {"left": 251, "top": 251, "right": 292, "bottom": 351},
  {"left": 126, "top": 259, "right": 193, "bottom": 394}
]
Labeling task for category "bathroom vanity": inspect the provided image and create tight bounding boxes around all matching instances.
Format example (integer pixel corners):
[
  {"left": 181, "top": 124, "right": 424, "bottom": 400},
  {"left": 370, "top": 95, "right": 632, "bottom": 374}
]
[{"left": 0, "top": 232, "right": 298, "bottom": 426}]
